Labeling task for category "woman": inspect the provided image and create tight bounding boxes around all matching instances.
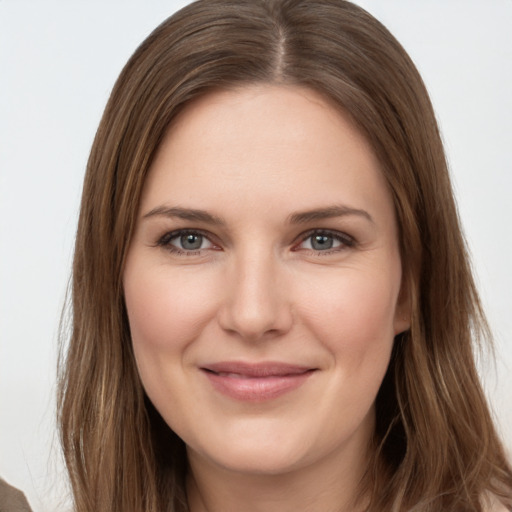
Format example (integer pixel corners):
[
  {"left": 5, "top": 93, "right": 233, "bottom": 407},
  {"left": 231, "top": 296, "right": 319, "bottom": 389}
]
[{"left": 58, "top": 0, "right": 512, "bottom": 511}]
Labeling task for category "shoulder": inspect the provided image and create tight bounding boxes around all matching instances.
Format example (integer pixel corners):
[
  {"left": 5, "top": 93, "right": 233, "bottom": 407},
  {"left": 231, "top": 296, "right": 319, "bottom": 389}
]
[
  {"left": 487, "top": 504, "right": 510, "bottom": 512},
  {"left": 483, "top": 494, "right": 511, "bottom": 512},
  {"left": 0, "top": 478, "right": 33, "bottom": 512},
  {"left": 488, "top": 505, "right": 510, "bottom": 512}
]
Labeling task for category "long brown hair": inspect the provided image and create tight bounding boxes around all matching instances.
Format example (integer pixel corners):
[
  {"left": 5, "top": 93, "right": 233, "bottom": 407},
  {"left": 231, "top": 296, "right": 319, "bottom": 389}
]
[{"left": 58, "top": 1, "right": 512, "bottom": 510}]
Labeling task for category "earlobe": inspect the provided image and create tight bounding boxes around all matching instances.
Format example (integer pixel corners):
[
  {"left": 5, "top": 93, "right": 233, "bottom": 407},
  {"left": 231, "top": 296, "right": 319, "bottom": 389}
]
[
  {"left": 393, "top": 309, "right": 411, "bottom": 335},
  {"left": 393, "top": 280, "right": 412, "bottom": 335}
]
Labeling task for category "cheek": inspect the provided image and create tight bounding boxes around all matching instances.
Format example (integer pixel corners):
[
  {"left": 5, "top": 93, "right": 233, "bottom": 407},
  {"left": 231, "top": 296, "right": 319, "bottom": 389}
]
[
  {"left": 123, "top": 261, "right": 223, "bottom": 431},
  {"left": 123, "top": 262, "right": 219, "bottom": 358},
  {"left": 297, "top": 267, "right": 399, "bottom": 363}
]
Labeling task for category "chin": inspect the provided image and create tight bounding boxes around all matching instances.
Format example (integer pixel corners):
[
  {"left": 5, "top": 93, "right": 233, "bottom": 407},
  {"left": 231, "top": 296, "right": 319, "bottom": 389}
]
[{"left": 193, "top": 445, "right": 310, "bottom": 476}]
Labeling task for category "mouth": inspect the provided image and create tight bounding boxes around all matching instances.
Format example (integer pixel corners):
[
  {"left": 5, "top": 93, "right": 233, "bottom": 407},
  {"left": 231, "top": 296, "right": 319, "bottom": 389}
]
[{"left": 200, "top": 362, "right": 316, "bottom": 402}]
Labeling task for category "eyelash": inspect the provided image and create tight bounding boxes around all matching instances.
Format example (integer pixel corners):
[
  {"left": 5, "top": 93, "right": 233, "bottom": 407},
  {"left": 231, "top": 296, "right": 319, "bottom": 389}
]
[
  {"left": 155, "top": 229, "right": 356, "bottom": 256},
  {"left": 293, "top": 229, "right": 356, "bottom": 255},
  {"left": 156, "top": 229, "right": 217, "bottom": 256}
]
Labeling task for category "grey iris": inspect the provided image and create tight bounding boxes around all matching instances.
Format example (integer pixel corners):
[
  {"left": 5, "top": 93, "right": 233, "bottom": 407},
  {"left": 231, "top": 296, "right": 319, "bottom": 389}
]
[
  {"left": 181, "top": 234, "right": 203, "bottom": 250},
  {"left": 311, "top": 234, "right": 333, "bottom": 250}
]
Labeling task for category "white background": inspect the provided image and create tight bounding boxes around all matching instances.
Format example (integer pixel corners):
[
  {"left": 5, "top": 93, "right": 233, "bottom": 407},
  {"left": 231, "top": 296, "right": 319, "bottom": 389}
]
[{"left": 1, "top": 1, "right": 510, "bottom": 510}]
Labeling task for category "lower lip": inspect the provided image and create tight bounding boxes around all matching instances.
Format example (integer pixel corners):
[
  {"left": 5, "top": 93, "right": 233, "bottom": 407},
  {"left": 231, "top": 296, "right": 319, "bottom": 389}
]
[{"left": 202, "top": 370, "right": 314, "bottom": 402}]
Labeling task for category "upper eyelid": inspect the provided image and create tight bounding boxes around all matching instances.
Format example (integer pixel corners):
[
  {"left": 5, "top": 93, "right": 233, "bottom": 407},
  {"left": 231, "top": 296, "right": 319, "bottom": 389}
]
[
  {"left": 294, "top": 228, "right": 355, "bottom": 245},
  {"left": 158, "top": 228, "right": 216, "bottom": 244}
]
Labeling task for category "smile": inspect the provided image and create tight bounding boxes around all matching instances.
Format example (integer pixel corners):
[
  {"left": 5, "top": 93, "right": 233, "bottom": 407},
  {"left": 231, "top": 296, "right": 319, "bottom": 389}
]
[{"left": 200, "top": 362, "right": 316, "bottom": 402}]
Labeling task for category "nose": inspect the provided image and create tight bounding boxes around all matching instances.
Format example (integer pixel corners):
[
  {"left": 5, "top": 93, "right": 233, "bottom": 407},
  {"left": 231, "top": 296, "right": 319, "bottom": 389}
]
[{"left": 218, "top": 250, "right": 293, "bottom": 342}]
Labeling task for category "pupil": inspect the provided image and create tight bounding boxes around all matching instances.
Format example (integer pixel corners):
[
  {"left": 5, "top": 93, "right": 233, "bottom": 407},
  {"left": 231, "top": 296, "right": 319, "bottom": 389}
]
[
  {"left": 181, "top": 234, "right": 202, "bottom": 250},
  {"left": 312, "top": 234, "right": 333, "bottom": 250}
]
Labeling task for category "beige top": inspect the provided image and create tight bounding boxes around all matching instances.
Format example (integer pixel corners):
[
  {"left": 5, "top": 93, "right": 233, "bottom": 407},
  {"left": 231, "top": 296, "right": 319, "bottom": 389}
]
[{"left": 0, "top": 478, "right": 33, "bottom": 512}]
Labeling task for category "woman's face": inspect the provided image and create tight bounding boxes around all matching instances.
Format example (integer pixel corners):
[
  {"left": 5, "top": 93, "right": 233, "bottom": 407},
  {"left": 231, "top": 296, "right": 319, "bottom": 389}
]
[{"left": 124, "top": 85, "right": 409, "bottom": 478}]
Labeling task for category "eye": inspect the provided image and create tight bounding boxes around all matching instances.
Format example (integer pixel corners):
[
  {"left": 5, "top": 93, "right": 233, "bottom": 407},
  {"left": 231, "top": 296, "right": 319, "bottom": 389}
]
[
  {"left": 295, "top": 230, "right": 355, "bottom": 253},
  {"left": 175, "top": 233, "right": 207, "bottom": 251},
  {"left": 157, "top": 230, "right": 217, "bottom": 254}
]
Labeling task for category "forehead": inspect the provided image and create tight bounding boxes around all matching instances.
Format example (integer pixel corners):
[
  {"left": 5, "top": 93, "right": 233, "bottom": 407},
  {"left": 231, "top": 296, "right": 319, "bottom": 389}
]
[
  {"left": 162, "top": 84, "right": 368, "bottom": 169},
  {"left": 140, "top": 84, "right": 393, "bottom": 224}
]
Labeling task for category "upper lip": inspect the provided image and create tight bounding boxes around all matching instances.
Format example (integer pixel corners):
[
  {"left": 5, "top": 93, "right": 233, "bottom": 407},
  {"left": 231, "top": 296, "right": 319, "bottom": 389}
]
[{"left": 201, "top": 361, "right": 315, "bottom": 377}]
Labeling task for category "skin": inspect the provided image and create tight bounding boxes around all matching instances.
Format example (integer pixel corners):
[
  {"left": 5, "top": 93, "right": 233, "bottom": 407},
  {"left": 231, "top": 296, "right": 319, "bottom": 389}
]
[{"left": 123, "top": 84, "right": 410, "bottom": 512}]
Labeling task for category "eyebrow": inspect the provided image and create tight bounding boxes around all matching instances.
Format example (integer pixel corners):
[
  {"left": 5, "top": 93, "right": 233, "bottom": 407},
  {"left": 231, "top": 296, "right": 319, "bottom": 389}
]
[
  {"left": 287, "top": 205, "right": 374, "bottom": 224},
  {"left": 143, "top": 204, "right": 373, "bottom": 225},
  {"left": 142, "top": 206, "right": 226, "bottom": 225}
]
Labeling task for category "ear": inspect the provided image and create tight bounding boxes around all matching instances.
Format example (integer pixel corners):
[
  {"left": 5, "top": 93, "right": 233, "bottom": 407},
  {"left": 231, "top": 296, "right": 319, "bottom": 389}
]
[{"left": 393, "top": 277, "right": 412, "bottom": 335}]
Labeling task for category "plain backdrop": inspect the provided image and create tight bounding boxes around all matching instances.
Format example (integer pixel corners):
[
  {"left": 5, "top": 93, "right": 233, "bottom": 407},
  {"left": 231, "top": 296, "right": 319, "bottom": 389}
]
[{"left": 1, "top": 1, "right": 511, "bottom": 510}]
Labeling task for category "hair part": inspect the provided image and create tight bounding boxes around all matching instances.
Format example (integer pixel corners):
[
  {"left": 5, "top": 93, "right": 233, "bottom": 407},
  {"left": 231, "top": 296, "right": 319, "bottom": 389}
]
[{"left": 58, "top": 1, "right": 512, "bottom": 510}]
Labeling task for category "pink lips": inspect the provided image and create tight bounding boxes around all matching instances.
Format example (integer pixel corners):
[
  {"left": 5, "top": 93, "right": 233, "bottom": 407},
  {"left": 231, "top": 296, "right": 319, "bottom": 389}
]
[{"left": 201, "top": 362, "right": 315, "bottom": 402}]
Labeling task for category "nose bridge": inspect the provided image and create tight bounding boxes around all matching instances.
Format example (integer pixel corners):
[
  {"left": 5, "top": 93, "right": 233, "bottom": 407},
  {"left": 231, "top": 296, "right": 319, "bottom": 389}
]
[{"left": 219, "top": 244, "right": 292, "bottom": 340}]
